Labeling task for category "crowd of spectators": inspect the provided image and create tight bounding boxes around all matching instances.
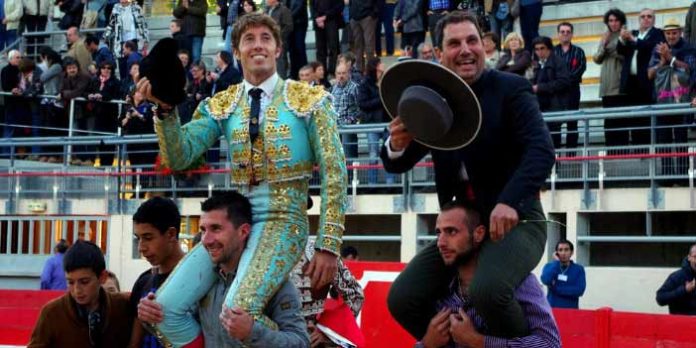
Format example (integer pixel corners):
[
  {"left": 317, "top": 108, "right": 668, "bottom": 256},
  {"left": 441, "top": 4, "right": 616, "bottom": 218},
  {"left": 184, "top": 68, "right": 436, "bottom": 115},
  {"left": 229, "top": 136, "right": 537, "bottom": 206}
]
[{"left": 0, "top": 0, "right": 695, "bottom": 179}]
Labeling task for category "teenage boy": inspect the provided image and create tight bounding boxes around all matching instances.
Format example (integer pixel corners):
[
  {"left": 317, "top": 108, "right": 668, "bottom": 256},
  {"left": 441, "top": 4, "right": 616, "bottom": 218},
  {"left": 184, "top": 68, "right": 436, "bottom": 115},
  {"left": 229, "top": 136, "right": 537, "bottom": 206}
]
[
  {"left": 28, "top": 241, "right": 133, "bottom": 347},
  {"left": 129, "top": 197, "right": 186, "bottom": 347}
]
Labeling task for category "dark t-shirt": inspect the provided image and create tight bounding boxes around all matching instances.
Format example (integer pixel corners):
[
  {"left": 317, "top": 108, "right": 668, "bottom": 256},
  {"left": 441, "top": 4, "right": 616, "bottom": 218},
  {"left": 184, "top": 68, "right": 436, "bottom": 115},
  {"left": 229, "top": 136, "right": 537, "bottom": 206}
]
[{"left": 129, "top": 269, "right": 171, "bottom": 348}]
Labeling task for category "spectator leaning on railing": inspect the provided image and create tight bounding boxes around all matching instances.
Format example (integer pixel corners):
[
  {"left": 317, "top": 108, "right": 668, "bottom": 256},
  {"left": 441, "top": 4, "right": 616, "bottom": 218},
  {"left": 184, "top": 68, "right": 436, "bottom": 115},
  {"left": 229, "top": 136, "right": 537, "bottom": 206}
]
[
  {"left": 59, "top": 57, "right": 92, "bottom": 165},
  {"left": 1, "top": 50, "right": 22, "bottom": 150},
  {"left": 86, "top": 60, "right": 121, "bottom": 167},
  {"left": 39, "top": 48, "right": 65, "bottom": 162},
  {"left": 18, "top": 58, "right": 44, "bottom": 157}
]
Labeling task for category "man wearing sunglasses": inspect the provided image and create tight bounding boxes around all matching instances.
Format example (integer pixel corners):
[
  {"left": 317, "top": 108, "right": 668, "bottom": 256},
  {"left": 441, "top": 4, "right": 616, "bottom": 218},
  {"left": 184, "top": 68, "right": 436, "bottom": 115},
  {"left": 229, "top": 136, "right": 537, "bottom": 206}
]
[
  {"left": 138, "top": 12, "right": 346, "bottom": 347},
  {"left": 618, "top": 8, "right": 665, "bottom": 146},
  {"left": 28, "top": 241, "right": 133, "bottom": 347}
]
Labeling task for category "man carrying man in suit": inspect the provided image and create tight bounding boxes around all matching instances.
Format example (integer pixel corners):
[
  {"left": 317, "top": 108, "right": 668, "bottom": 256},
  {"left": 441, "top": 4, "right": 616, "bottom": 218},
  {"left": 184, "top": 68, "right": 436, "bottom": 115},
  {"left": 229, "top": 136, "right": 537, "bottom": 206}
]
[{"left": 382, "top": 11, "right": 555, "bottom": 341}]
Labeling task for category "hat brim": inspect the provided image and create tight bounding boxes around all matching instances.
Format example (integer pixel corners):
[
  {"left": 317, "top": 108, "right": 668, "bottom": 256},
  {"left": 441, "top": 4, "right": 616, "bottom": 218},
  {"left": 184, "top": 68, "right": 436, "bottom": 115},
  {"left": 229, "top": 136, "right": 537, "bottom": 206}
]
[{"left": 379, "top": 60, "right": 482, "bottom": 151}]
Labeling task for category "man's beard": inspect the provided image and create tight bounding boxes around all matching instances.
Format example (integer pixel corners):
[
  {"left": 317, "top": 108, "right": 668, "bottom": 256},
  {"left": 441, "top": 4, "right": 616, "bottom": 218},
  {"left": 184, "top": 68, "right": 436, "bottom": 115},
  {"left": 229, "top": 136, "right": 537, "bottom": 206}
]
[{"left": 453, "top": 234, "right": 479, "bottom": 267}]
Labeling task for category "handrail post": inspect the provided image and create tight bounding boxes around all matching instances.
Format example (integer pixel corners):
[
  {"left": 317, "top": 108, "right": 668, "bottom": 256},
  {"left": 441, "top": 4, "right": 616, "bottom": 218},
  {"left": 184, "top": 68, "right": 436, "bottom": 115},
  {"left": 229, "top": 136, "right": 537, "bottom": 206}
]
[
  {"left": 690, "top": 147, "right": 695, "bottom": 209},
  {"left": 598, "top": 150, "right": 605, "bottom": 211},
  {"left": 67, "top": 98, "right": 76, "bottom": 163}
]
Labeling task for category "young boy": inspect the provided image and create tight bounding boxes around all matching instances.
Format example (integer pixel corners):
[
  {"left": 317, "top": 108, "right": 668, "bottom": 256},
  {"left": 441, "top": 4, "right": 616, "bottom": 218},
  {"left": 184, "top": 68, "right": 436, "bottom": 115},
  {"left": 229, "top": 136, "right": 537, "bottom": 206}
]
[
  {"left": 28, "top": 241, "right": 132, "bottom": 347},
  {"left": 128, "top": 197, "right": 186, "bottom": 347}
]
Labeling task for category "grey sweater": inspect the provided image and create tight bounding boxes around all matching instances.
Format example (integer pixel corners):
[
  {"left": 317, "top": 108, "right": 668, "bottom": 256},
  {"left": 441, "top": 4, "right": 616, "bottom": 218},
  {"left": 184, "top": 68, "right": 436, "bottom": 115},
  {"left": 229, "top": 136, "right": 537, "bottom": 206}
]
[
  {"left": 40, "top": 63, "right": 63, "bottom": 96},
  {"left": 198, "top": 270, "right": 310, "bottom": 348}
]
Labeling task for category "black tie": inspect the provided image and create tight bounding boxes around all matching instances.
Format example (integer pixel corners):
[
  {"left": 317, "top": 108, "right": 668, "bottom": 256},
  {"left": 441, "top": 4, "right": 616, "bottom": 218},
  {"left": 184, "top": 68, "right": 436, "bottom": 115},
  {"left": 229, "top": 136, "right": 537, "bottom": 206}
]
[{"left": 249, "top": 88, "right": 263, "bottom": 143}]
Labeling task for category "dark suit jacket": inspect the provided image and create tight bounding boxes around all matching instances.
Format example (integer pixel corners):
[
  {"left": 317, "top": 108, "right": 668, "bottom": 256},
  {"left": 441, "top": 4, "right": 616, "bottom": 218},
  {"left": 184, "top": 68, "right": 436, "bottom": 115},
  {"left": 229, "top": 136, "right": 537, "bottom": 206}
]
[
  {"left": 286, "top": 0, "right": 309, "bottom": 30},
  {"left": 617, "top": 27, "right": 665, "bottom": 101},
  {"left": 533, "top": 53, "right": 571, "bottom": 112},
  {"left": 380, "top": 69, "right": 555, "bottom": 217},
  {"left": 213, "top": 64, "right": 242, "bottom": 93}
]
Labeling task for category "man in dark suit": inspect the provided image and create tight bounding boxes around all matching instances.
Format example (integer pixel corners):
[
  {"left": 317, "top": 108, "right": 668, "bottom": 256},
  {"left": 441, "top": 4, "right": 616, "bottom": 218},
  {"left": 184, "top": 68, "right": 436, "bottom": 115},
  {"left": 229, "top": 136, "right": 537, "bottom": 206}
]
[
  {"left": 286, "top": 0, "right": 309, "bottom": 79},
  {"left": 532, "top": 36, "right": 571, "bottom": 149},
  {"left": 618, "top": 8, "right": 665, "bottom": 146},
  {"left": 265, "top": 0, "right": 293, "bottom": 78},
  {"left": 310, "top": 0, "right": 345, "bottom": 76},
  {"left": 382, "top": 12, "right": 555, "bottom": 341}
]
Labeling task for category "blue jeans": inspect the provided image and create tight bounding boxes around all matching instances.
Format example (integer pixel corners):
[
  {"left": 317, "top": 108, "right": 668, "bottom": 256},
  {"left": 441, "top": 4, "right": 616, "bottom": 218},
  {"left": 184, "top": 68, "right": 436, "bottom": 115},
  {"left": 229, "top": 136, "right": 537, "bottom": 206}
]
[
  {"left": 375, "top": 2, "right": 396, "bottom": 55},
  {"left": 367, "top": 131, "right": 395, "bottom": 185},
  {"left": 0, "top": 26, "right": 18, "bottom": 50},
  {"left": 224, "top": 25, "right": 233, "bottom": 53},
  {"left": 488, "top": 15, "right": 512, "bottom": 44},
  {"left": 190, "top": 35, "right": 204, "bottom": 63}
]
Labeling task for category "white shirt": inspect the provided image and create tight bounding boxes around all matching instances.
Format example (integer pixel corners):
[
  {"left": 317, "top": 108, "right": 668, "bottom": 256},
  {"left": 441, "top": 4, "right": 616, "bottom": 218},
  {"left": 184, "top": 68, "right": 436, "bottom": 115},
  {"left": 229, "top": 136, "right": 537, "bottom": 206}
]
[
  {"left": 630, "top": 27, "right": 652, "bottom": 75},
  {"left": 242, "top": 73, "right": 279, "bottom": 124},
  {"left": 119, "top": 5, "right": 137, "bottom": 42}
]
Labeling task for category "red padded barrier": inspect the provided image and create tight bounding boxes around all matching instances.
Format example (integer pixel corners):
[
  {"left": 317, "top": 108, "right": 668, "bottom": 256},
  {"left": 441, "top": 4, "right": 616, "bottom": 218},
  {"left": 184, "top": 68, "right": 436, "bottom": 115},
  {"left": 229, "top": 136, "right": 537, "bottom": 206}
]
[{"left": 3, "top": 264, "right": 696, "bottom": 347}]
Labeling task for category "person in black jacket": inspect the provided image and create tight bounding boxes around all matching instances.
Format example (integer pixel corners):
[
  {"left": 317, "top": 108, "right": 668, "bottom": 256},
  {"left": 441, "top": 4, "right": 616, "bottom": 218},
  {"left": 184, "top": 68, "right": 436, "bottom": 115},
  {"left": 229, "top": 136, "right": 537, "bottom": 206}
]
[
  {"left": 86, "top": 60, "right": 121, "bottom": 166},
  {"left": 617, "top": 8, "right": 665, "bottom": 147},
  {"left": 310, "top": 0, "right": 344, "bottom": 76},
  {"left": 656, "top": 244, "right": 696, "bottom": 315},
  {"left": 120, "top": 90, "right": 157, "bottom": 176},
  {"left": 169, "top": 19, "right": 192, "bottom": 53},
  {"left": 1, "top": 50, "right": 24, "bottom": 152},
  {"left": 57, "top": 0, "right": 84, "bottom": 30},
  {"left": 285, "top": 0, "right": 308, "bottom": 79},
  {"left": 17, "top": 58, "right": 44, "bottom": 158},
  {"left": 210, "top": 50, "right": 242, "bottom": 94},
  {"left": 358, "top": 57, "right": 393, "bottom": 185},
  {"left": 531, "top": 36, "right": 570, "bottom": 150},
  {"left": 382, "top": 12, "right": 554, "bottom": 340}
]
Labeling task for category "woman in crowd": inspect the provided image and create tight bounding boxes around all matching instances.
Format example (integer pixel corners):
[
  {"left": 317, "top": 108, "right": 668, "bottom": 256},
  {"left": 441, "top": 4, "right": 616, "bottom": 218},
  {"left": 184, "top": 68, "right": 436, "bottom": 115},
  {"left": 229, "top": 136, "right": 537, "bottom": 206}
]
[
  {"left": 179, "top": 60, "right": 212, "bottom": 125},
  {"left": 310, "top": 61, "right": 331, "bottom": 90},
  {"left": 39, "top": 48, "right": 64, "bottom": 162},
  {"left": 483, "top": 32, "right": 501, "bottom": 69},
  {"left": 86, "top": 60, "right": 121, "bottom": 166},
  {"left": 119, "top": 90, "right": 156, "bottom": 176},
  {"left": 240, "top": 0, "right": 257, "bottom": 16},
  {"left": 495, "top": 32, "right": 532, "bottom": 77},
  {"left": 593, "top": 8, "right": 628, "bottom": 148}
]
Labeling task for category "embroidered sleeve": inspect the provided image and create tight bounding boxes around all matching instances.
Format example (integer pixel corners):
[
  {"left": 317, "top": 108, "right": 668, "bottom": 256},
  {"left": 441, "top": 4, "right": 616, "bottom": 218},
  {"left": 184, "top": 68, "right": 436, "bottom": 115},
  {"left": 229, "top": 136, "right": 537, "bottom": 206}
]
[
  {"left": 154, "top": 101, "right": 222, "bottom": 170},
  {"left": 307, "top": 97, "right": 347, "bottom": 255}
]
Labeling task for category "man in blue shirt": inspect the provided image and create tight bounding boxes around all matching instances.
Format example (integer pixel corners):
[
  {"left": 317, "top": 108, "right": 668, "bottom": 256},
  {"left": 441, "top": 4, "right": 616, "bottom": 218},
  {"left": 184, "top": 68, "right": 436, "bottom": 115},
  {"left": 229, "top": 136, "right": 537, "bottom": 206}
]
[
  {"left": 40, "top": 239, "right": 69, "bottom": 290},
  {"left": 541, "top": 240, "right": 586, "bottom": 309}
]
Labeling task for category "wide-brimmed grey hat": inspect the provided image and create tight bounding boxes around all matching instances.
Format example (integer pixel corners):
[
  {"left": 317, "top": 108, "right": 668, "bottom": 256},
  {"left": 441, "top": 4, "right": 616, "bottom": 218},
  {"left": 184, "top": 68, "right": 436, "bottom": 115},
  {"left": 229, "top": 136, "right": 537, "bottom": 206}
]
[{"left": 379, "top": 60, "right": 482, "bottom": 150}]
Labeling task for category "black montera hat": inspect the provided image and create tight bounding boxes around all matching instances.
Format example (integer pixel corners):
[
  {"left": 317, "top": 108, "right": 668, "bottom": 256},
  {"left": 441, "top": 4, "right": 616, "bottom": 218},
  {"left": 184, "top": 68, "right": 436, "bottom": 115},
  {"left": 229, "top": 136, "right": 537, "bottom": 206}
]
[{"left": 139, "top": 38, "right": 187, "bottom": 106}]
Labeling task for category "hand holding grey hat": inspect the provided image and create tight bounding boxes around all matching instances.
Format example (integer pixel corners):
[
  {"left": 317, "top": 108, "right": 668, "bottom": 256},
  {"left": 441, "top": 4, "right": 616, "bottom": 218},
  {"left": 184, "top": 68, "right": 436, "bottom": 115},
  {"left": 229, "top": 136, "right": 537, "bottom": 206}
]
[{"left": 379, "top": 60, "right": 482, "bottom": 150}]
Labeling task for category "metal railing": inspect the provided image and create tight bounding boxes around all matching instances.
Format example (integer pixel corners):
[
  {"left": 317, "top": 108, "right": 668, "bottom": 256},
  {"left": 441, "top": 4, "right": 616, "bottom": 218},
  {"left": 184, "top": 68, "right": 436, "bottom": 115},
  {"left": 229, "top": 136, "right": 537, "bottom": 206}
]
[
  {"left": 0, "top": 97, "right": 694, "bottom": 207},
  {"left": 20, "top": 28, "right": 106, "bottom": 60},
  {"left": 0, "top": 215, "right": 109, "bottom": 256}
]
